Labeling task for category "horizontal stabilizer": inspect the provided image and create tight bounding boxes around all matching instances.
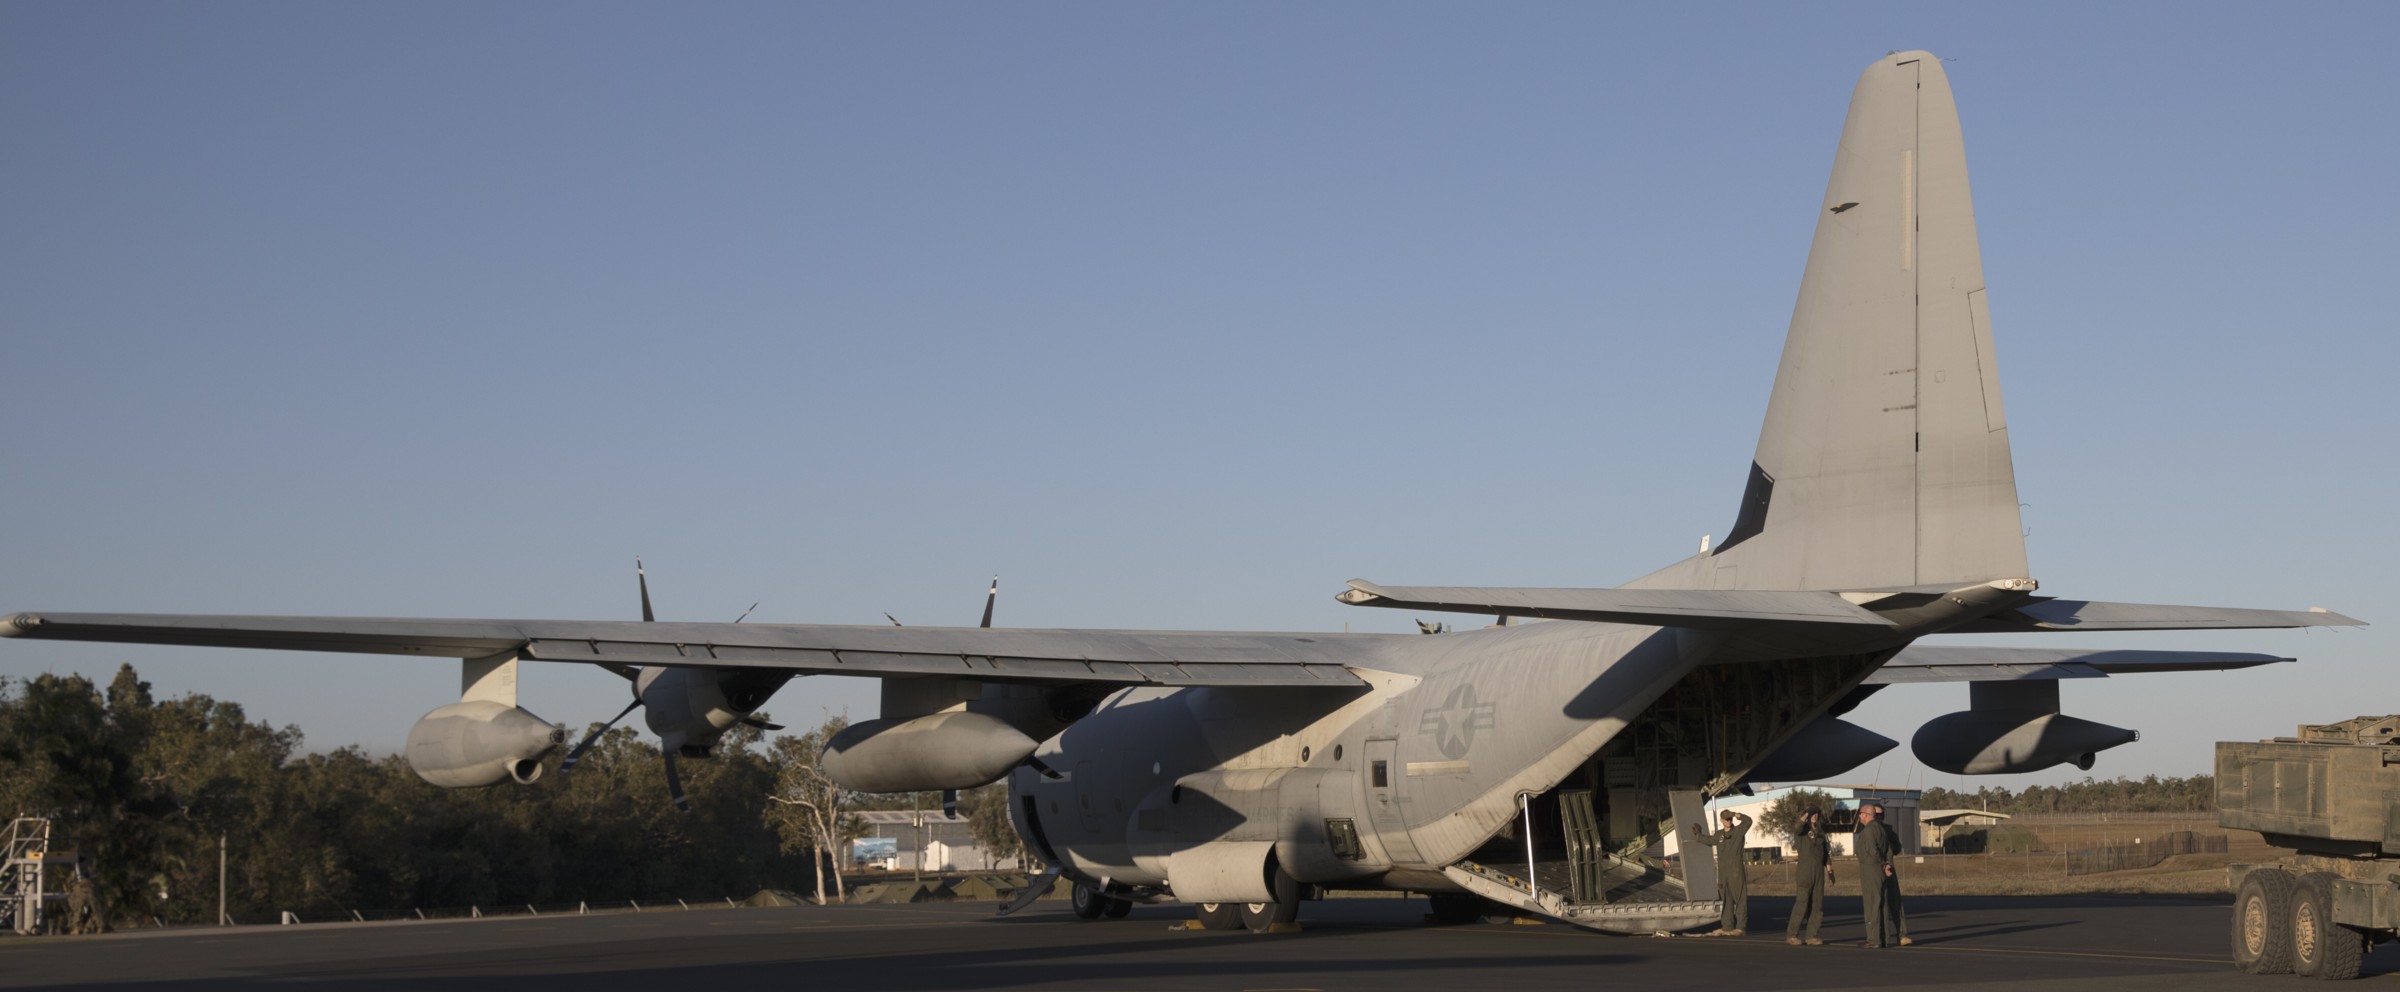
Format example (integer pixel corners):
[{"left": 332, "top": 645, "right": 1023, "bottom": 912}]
[
  {"left": 1951, "top": 600, "right": 2363, "bottom": 633},
  {"left": 1866, "top": 645, "right": 2294, "bottom": 684},
  {"left": 1335, "top": 580, "right": 1893, "bottom": 628}
]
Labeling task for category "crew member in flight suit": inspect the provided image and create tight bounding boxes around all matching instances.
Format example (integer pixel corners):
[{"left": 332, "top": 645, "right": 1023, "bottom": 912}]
[
  {"left": 1854, "top": 800, "right": 1905, "bottom": 948},
  {"left": 1707, "top": 809, "right": 1753, "bottom": 936},
  {"left": 1785, "top": 807, "right": 1832, "bottom": 945}
]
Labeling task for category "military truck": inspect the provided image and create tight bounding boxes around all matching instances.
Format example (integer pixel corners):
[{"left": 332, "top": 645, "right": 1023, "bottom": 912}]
[{"left": 2218, "top": 715, "right": 2400, "bottom": 980}]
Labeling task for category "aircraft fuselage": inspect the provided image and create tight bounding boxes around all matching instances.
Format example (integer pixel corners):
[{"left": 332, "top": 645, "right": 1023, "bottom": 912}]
[{"left": 1011, "top": 619, "right": 1713, "bottom": 898}]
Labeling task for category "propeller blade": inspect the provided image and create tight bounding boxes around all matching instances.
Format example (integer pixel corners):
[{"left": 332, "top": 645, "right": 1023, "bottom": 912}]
[
  {"left": 942, "top": 789, "right": 958, "bottom": 818},
  {"left": 979, "top": 576, "right": 998, "bottom": 628},
  {"left": 663, "top": 749, "right": 690, "bottom": 813},
  {"left": 739, "top": 716, "right": 784, "bottom": 731},
  {"left": 561, "top": 697, "right": 645, "bottom": 774},
  {"left": 884, "top": 612, "right": 903, "bottom": 627},
  {"left": 733, "top": 601, "right": 758, "bottom": 624},
  {"left": 637, "top": 558, "right": 657, "bottom": 623}
]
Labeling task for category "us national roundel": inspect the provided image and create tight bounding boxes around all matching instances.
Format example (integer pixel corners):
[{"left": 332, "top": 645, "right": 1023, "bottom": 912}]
[{"left": 1417, "top": 683, "right": 1498, "bottom": 760}]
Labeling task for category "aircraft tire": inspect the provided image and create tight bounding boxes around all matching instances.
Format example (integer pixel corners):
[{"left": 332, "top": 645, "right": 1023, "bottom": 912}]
[
  {"left": 2231, "top": 868, "right": 2295, "bottom": 974},
  {"left": 1069, "top": 881, "right": 1108, "bottom": 920},
  {"left": 1195, "top": 903, "right": 1244, "bottom": 930},
  {"left": 1103, "top": 896, "right": 1134, "bottom": 918},
  {"left": 2292, "top": 872, "right": 2363, "bottom": 980},
  {"left": 1240, "top": 868, "right": 1303, "bottom": 932}
]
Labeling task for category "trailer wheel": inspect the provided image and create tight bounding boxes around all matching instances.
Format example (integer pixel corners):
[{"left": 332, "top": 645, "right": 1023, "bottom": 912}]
[
  {"left": 2293, "top": 872, "right": 2363, "bottom": 981},
  {"left": 2232, "top": 868, "right": 2295, "bottom": 975}
]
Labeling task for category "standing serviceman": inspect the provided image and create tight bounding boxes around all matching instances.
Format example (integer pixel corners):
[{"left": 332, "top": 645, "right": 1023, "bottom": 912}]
[
  {"left": 1785, "top": 807, "right": 1833, "bottom": 946},
  {"left": 1854, "top": 800, "right": 1902, "bottom": 948},
  {"left": 1707, "top": 808, "right": 1753, "bottom": 936}
]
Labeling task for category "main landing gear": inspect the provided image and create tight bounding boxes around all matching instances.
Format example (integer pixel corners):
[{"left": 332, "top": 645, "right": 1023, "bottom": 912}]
[
  {"left": 1072, "top": 870, "right": 1306, "bottom": 933},
  {"left": 1068, "top": 881, "right": 1134, "bottom": 919},
  {"left": 1195, "top": 869, "right": 1303, "bottom": 933}
]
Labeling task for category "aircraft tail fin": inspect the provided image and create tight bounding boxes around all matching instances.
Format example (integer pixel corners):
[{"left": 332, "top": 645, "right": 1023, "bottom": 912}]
[{"left": 1634, "top": 51, "right": 2023, "bottom": 592}]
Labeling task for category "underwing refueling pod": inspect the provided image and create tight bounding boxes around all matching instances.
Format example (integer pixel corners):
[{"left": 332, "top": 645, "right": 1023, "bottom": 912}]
[{"left": 2, "top": 52, "right": 2360, "bottom": 934}]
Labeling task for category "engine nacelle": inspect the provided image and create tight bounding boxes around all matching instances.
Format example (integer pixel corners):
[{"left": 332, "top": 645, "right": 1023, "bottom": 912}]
[
  {"left": 822, "top": 710, "right": 1038, "bottom": 793},
  {"left": 638, "top": 666, "right": 792, "bottom": 755},
  {"left": 405, "top": 700, "right": 565, "bottom": 788},
  {"left": 1911, "top": 709, "right": 2138, "bottom": 775},
  {"left": 1748, "top": 716, "right": 1898, "bottom": 782}
]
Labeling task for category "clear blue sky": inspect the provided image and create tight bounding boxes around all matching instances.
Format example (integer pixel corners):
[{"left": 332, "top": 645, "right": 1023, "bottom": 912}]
[{"left": 4, "top": 2, "right": 2394, "bottom": 796}]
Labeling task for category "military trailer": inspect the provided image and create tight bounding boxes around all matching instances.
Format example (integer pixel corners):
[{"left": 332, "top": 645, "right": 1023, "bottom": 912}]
[{"left": 2218, "top": 715, "right": 2400, "bottom": 979}]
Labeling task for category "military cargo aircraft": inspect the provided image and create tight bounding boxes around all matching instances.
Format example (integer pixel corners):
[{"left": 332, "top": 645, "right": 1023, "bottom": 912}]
[{"left": 1, "top": 51, "right": 2360, "bottom": 933}]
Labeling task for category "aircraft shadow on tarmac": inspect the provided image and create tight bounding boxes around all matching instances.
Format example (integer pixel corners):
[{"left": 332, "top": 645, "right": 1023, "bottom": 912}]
[{"left": 194, "top": 935, "right": 1646, "bottom": 992}]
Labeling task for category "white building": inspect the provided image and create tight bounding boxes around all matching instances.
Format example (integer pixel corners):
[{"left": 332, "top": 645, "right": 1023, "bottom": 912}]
[{"left": 851, "top": 810, "right": 995, "bottom": 871}]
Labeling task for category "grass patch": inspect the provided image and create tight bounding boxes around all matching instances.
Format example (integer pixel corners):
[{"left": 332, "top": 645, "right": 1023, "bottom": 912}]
[{"left": 1735, "top": 815, "right": 2267, "bottom": 899}]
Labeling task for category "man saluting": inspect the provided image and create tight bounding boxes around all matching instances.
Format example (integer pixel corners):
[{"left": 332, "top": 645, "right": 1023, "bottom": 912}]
[
  {"left": 1785, "top": 807, "right": 1832, "bottom": 946},
  {"left": 1706, "top": 809, "right": 1753, "bottom": 936}
]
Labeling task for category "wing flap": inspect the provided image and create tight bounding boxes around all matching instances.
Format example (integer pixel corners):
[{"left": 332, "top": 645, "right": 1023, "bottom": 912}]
[
  {"left": 1952, "top": 600, "right": 2362, "bottom": 632},
  {"left": 4, "top": 612, "right": 1376, "bottom": 688},
  {"left": 1334, "top": 580, "right": 1894, "bottom": 627},
  {"left": 1866, "top": 645, "right": 2294, "bottom": 684}
]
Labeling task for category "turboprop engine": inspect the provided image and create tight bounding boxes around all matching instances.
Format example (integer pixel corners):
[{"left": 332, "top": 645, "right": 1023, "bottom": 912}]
[
  {"left": 821, "top": 710, "right": 1039, "bottom": 793},
  {"left": 1910, "top": 680, "right": 2137, "bottom": 775},
  {"left": 636, "top": 666, "right": 793, "bottom": 755},
  {"left": 405, "top": 700, "right": 566, "bottom": 788}
]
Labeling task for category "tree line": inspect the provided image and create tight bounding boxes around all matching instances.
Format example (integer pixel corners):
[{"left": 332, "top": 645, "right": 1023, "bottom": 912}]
[
  {"left": 0, "top": 665, "right": 1017, "bottom": 929},
  {"left": 1919, "top": 774, "right": 2219, "bottom": 815}
]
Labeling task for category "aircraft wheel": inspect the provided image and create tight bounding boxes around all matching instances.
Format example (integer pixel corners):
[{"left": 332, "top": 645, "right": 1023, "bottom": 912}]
[
  {"left": 1240, "top": 868, "right": 1304, "bottom": 932},
  {"left": 1103, "top": 896, "right": 1134, "bottom": 919},
  {"left": 2231, "top": 868, "right": 2295, "bottom": 974},
  {"left": 1426, "top": 894, "right": 1486, "bottom": 926},
  {"left": 2293, "top": 872, "right": 2364, "bottom": 980},
  {"left": 1196, "top": 902, "right": 1244, "bottom": 930},
  {"left": 1069, "top": 881, "right": 1109, "bottom": 920}
]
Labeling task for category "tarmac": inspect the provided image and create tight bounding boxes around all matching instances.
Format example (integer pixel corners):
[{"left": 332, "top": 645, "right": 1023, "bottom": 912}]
[{"left": 3, "top": 894, "right": 2393, "bottom": 991}]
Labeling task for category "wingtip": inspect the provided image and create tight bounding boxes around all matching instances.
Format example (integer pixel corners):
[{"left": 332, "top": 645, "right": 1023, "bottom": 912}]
[{"left": 1335, "top": 580, "right": 1383, "bottom": 606}]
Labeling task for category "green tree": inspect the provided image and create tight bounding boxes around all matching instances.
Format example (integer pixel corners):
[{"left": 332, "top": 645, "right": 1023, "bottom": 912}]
[
  {"left": 963, "top": 782, "right": 1027, "bottom": 869},
  {"left": 1758, "top": 788, "right": 1835, "bottom": 841},
  {"left": 765, "top": 716, "right": 859, "bottom": 905}
]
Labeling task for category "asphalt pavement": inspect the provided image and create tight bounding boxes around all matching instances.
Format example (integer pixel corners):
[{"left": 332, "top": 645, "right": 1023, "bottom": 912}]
[{"left": 3, "top": 894, "right": 2391, "bottom": 991}]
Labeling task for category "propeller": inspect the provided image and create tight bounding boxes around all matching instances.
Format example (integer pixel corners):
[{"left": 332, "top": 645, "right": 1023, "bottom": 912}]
[
  {"left": 560, "top": 696, "right": 642, "bottom": 773},
  {"left": 637, "top": 557, "right": 656, "bottom": 623},
  {"left": 663, "top": 748, "right": 689, "bottom": 813},
  {"left": 561, "top": 558, "right": 765, "bottom": 812}
]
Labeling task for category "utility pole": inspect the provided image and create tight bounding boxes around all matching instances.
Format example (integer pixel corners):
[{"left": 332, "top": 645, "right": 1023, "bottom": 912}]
[{"left": 217, "top": 834, "right": 227, "bottom": 926}]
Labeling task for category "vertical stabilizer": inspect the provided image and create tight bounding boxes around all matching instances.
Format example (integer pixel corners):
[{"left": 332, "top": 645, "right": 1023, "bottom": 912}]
[{"left": 1634, "top": 52, "right": 2024, "bottom": 593}]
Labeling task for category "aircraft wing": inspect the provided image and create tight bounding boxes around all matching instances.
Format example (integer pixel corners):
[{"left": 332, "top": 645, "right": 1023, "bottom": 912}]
[
  {"left": 0, "top": 612, "right": 1376, "bottom": 688},
  {"left": 1946, "top": 600, "right": 2362, "bottom": 632},
  {"left": 1864, "top": 645, "right": 2295, "bottom": 684},
  {"left": 1333, "top": 580, "right": 1893, "bottom": 627}
]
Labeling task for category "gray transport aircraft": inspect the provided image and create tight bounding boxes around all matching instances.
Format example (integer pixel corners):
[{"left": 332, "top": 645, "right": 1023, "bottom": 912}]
[{"left": 1, "top": 51, "right": 2361, "bottom": 933}]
